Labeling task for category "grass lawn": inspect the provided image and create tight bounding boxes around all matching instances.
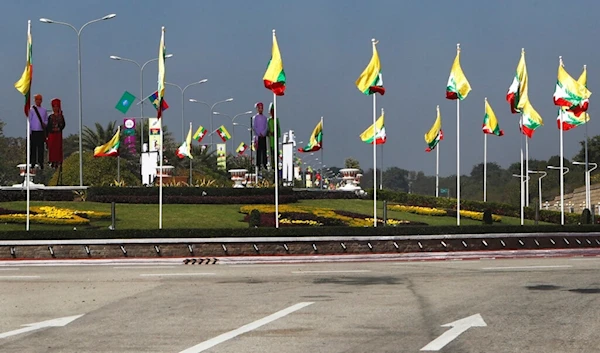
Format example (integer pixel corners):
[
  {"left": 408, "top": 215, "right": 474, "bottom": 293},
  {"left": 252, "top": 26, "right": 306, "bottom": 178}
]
[{"left": 0, "top": 199, "right": 550, "bottom": 231}]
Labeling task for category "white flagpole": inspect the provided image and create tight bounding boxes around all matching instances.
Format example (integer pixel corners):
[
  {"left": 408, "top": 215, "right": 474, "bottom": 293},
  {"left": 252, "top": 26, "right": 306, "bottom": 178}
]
[
  {"left": 484, "top": 133, "right": 487, "bottom": 202},
  {"left": 525, "top": 135, "right": 529, "bottom": 207},
  {"left": 559, "top": 109, "right": 565, "bottom": 225},
  {"left": 520, "top": 133, "right": 524, "bottom": 226},
  {"left": 456, "top": 98, "right": 461, "bottom": 225},
  {"left": 159, "top": 119, "right": 163, "bottom": 229},
  {"left": 26, "top": 110, "right": 31, "bottom": 231},
  {"left": 372, "top": 83, "right": 377, "bottom": 227},
  {"left": 274, "top": 91, "right": 279, "bottom": 228},
  {"left": 436, "top": 142, "right": 439, "bottom": 197}
]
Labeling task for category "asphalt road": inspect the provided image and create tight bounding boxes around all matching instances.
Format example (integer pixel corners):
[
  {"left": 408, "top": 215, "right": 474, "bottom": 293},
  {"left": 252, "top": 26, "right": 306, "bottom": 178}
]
[{"left": 1, "top": 257, "right": 599, "bottom": 352}]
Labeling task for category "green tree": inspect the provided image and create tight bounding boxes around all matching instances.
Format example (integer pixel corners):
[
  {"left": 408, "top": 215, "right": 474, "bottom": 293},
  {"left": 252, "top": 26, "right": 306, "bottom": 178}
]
[
  {"left": 344, "top": 157, "right": 360, "bottom": 169},
  {"left": 82, "top": 121, "right": 119, "bottom": 152},
  {"left": 49, "top": 151, "right": 140, "bottom": 186}
]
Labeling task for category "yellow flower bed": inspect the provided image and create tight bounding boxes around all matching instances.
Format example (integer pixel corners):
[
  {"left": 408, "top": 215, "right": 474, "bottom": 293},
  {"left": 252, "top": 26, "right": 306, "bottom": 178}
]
[
  {"left": 240, "top": 205, "right": 407, "bottom": 227},
  {"left": 0, "top": 206, "right": 110, "bottom": 225},
  {"left": 280, "top": 219, "right": 323, "bottom": 226},
  {"left": 460, "top": 210, "right": 501, "bottom": 222},
  {"left": 388, "top": 204, "right": 447, "bottom": 216}
]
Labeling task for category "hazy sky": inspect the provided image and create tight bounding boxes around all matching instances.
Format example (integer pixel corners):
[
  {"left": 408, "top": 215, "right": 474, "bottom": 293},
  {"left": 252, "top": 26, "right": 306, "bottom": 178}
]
[{"left": 2, "top": 0, "right": 599, "bottom": 176}]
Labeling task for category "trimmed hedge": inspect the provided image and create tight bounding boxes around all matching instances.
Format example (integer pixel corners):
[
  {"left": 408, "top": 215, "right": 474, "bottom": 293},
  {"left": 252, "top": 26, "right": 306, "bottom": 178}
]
[
  {"left": 2, "top": 224, "right": 599, "bottom": 240},
  {"left": 0, "top": 190, "right": 74, "bottom": 202},
  {"left": 86, "top": 186, "right": 295, "bottom": 199},
  {"left": 89, "top": 195, "right": 299, "bottom": 204}
]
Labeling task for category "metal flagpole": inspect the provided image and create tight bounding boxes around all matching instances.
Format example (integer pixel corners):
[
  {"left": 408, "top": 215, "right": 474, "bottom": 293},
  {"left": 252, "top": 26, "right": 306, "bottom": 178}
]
[
  {"left": 559, "top": 109, "right": 565, "bottom": 225},
  {"left": 520, "top": 127, "right": 524, "bottom": 225},
  {"left": 436, "top": 142, "right": 439, "bottom": 197},
  {"left": 585, "top": 102, "right": 590, "bottom": 210},
  {"left": 373, "top": 89, "right": 377, "bottom": 227},
  {"left": 320, "top": 116, "right": 324, "bottom": 189},
  {"left": 484, "top": 131, "right": 487, "bottom": 202},
  {"left": 26, "top": 114, "right": 31, "bottom": 231},
  {"left": 380, "top": 141, "right": 383, "bottom": 190},
  {"left": 117, "top": 156, "right": 120, "bottom": 182},
  {"left": 525, "top": 135, "right": 529, "bottom": 207},
  {"left": 159, "top": 119, "right": 163, "bottom": 229},
  {"left": 274, "top": 92, "right": 279, "bottom": 228},
  {"left": 456, "top": 98, "right": 461, "bottom": 225}
]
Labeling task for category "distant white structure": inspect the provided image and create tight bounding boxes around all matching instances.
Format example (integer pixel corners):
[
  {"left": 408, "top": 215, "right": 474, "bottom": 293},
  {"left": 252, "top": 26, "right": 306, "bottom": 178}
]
[{"left": 140, "top": 143, "right": 158, "bottom": 186}]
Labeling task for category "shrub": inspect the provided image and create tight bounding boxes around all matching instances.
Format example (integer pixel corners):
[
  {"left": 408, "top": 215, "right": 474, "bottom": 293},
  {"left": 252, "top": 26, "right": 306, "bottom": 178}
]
[
  {"left": 581, "top": 209, "right": 592, "bottom": 225},
  {"left": 249, "top": 209, "right": 261, "bottom": 228}
]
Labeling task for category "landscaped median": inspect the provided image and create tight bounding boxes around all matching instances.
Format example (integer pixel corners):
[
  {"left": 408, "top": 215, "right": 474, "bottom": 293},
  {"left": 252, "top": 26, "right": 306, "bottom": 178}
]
[{"left": 0, "top": 206, "right": 111, "bottom": 225}]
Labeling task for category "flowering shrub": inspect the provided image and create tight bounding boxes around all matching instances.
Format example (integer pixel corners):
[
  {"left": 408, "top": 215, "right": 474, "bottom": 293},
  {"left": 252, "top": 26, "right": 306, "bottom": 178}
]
[
  {"left": 388, "top": 204, "right": 447, "bottom": 216},
  {"left": 460, "top": 210, "right": 501, "bottom": 222},
  {"left": 0, "top": 206, "right": 110, "bottom": 225}
]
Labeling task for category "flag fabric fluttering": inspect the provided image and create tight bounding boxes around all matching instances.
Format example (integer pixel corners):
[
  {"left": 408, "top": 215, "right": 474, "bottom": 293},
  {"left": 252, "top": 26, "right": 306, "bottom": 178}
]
[
  {"left": 360, "top": 112, "right": 386, "bottom": 144},
  {"left": 425, "top": 106, "right": 443, "bottom": 152},
  {"left": 236, "top": 142, "right": 248, "bottom": 155},
  {"left": 193, "top": 125, "right": 207, "bottom": 142},
  {"left": 156, "top": 27, "right": 166, "bottom": 119},
  {"left": 149, "top": 91, "right": 169, "bottom": 111},
  {"left": 446, "top": 46, "right": 471, "bottom": 100},
  {"left": 506, "top": 48, "right": 529, "bottom": 114},
  {"left": 483, "top": 99, "right": 504, "bottom": 136},
  {"left": 94, "top": 127, "right": 120, "bottom": 157},
  {"left": 355, "top": 40, "right": 385, "bottom": 96},
  {"left": 176, "top": 125, "right": 193, "bottom": 159},
  {"left": 553, "top": 57, "right": 591, "bottom": 116},
  {"left": 15, "top": 20, "right": 32, "bottom": 117},
  {"left": 263, "top": 30, "right": 286, "bottom": 96},
  {"left": 115, "top": 91, "right": 136, "bottom": 114},
  {"left": 216, "top": 125, "right": 231, "bottom": 142},
  {"left": 520, "top": 101, "right": 543, "bottom": 138},
  {"left": 298, "top": 120, "right": 323, "bottom": 152},
  {"left": 558, "top": 66, "right": 590, "bottom": 131}
]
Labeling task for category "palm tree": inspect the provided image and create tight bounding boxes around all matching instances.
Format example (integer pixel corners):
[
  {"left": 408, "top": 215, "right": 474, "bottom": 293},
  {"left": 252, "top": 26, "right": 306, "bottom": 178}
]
[{"left": 82, "top": 121, "right": 118, "bottom": 151}]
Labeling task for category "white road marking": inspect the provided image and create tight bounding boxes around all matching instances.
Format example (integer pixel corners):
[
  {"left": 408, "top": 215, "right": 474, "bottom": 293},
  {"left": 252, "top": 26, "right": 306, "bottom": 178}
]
[
  {"left": 230, "top": 264, "right": 306, "bottom": 268},
  {"left": 291, "top": 270, "right": 371, "bottom": 274},
  {"left": 0, "top": 268, "right": 20, "bottom": 271},
  {"left": 0, "top": 275, "right": 40, "bottom": 279},
  {"left": 178, "top": 302, "right": 313, "bottom": 353},
  {"left": 140, "top": 273, "right": 216, "bottom": 277},
  {"left": 481, "top": 265, "right": 572, "bottom": 271},
  {"left": 421, "top": 313, "right": 487, "bottom": 351},
  {"left": 113, "top": 266, "right": 177, "bottom": 269},
  {"left": 0, "top": 314, "right": 84, "bottom": 339},
  {"left": 570, "top": 257, "right": 600, "bottom": 261}
]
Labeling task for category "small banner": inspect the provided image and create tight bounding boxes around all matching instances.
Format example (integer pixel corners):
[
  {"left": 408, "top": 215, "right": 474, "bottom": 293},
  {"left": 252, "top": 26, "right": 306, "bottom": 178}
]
[{"left": 216, "top": 143, "right": 227, "bottom": 171}]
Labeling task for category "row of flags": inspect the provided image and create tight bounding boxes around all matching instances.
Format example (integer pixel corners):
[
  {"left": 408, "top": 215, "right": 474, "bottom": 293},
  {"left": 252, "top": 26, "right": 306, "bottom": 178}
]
[
  {"left": 423, "top": 47, "right": 593, "bottom": 151},
  {"left": 115, "top": 90, "right": 169, "bottom": 114}
]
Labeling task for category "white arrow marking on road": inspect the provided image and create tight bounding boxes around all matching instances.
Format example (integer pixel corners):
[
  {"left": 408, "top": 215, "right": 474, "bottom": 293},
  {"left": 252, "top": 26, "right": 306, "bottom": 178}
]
[
  {"left": 420, "top": 313, "right": 486, "bottom": 351},
  {"left": 0, "top": 314, "right": 84, "bottom": 339},
  {"left": 178, "top": 302, "right": 313, "bottom": 353}
]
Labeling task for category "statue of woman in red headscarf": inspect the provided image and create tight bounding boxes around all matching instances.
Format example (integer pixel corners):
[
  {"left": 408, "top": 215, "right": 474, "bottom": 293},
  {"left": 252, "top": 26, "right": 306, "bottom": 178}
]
[{"left": 46, "top": 98, "right": 66, "bottom": 169}]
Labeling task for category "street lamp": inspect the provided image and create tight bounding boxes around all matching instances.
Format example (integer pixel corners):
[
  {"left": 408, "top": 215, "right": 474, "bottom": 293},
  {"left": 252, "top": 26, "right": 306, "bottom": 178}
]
[
  {"left": 188, "top": 98, "right": 233, "bottom": 149},
  {"left": 572, "top": 161, "right": 598, "bottom": 210},
  {"left": 165, "top": 80, "right": 208, "bottom": 140},
  {"left": 215, "top": 111, "right": 252, "bottom": 152},
  {"left": 109, "top": 54, "right": 173, "bottom": 151},
  {"left": 40, "top": 14, "right": 116, "bottom": 187},
  {"left": 527, "top": 170, "right": 547, "bottom": 210},
  {"left": 548, "top": 165, "right": 570, "bottom": 225}
]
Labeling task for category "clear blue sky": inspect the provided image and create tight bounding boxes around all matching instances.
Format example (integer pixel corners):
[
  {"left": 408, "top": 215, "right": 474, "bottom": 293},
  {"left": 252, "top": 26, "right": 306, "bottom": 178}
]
[{"left": 2, "top": 0, "right": 599, "bottom": 176}]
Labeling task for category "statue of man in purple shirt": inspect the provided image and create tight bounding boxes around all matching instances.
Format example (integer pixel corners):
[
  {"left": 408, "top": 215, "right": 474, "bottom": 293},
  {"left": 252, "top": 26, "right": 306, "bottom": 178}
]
[
  {"left": 28, "top": 94, "right": 48, "bottom": 169},
  {"left": 252, "top": 102, "right": 268, "bottom": 170}
]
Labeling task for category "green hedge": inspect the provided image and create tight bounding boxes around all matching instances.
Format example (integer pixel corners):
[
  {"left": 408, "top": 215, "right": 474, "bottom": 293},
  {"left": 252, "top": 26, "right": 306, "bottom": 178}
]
[
  {"left": 376, "top": 189, "right": 581, "bottom": 225},
  {"left": 2, "top": 224, "right": 599, "bottom": 240},
  {"left": 87, "top": 186, "right": 295, "bottom": 198}
]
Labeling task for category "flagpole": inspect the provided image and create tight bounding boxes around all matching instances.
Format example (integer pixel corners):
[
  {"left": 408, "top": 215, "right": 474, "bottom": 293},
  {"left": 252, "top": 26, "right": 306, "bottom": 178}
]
[
  {"left": 436, "top": 141, "right": 439, "bottom": 197},
  {"left": 456, "top": 97, "right": 461, "bottom": 225},
  {"left": 372, "top": 80, "right": 377, "bottom": 227},
  {"left": 560, "top": 108, "right": 565, "bottom": 225},
  {"left": 380, "top": 139, "right": 383, "bottom": 190},
  {"left": 26, "top": 112, "right": 31, "bottom": 231},
  {"left": 158, "top": 25, "right": 165, "bottom": 230},
  {"left": 320, "top": 116, "right": 324, "bottom": 189},
  {"left": 117, "top": 156, "right": 121, "bottom": 182},
  {"left": 525, "top": 135, "right": 529, "bottom": 207},
  {"left": 484, "top": 132, "right": 487, "bottom": 202},
  {"left": 273, "top": 91, "right": 279, "bottom": 228},
  {"left": 189, "top": 122, "right": 193, "bottom": 185},
  {"left": 520, "top": 131, "right": 524, "bottom": 225}
]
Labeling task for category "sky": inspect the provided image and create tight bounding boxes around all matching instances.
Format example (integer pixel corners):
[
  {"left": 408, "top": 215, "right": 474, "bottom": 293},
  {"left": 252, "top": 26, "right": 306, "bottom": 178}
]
[{"left": 2, "top": 0, "right": 600, "bottom": 176}]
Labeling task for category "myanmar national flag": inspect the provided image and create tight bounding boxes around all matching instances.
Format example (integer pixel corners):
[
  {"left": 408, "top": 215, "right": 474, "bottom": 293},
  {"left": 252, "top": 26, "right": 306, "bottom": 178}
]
[
  {"left": 506, "top": 48, "right": 529, "bottom": 114},
  {"left": 425, "top": 106, "right": 443, "bottom": 152},
  {"left": 355, "top": 40, "right": 385, "bottom": 95},
  {"left": 94, "top": 127, "right": 120, "bottom": 157},
  {"left": 193, "top": 125, "right": 207, "bottom": 142},
  {"left": 360, "top": 110, "right": 386, "bottom": 144},
  {"left": 216, "top": 125, "right": 231, "bottom": 142},
  {"left": 156, "top": 26, "right": 166, "bottom": 119},
  {"left": 520, "top": 101, "right": 543, "bottom": 138},
  {"left": 14, "top": 20, "right": 32, "bottom": 117},
  {"left": 298, "top": 119, "right": 323, "bottom": 152},
  {"left": 446, "top": 45, "right": 471, "bottom": 100},
  {"left": 176, "top": 124, "right": 193, "bottom": 159},
  {"left": 263, "top": 30, "right": 286, "bottom": 96},
  {"left": 557, "top": 109, "right": 589, "bottom": 131},
  {"left": 236, "top": 142, "right": 248, "bottom": 155},
  {"left": 553, "top": 58, "right": 591, "bottom": 116},
  {"left": 483, "top": 99, "right": 504, "bottom": 136}
]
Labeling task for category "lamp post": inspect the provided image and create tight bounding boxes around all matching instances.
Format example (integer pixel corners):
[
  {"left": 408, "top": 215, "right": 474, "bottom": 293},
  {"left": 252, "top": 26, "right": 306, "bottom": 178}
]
[
  {"left": 572, "top": 161, "right": 598, "bottom": 210},
  {"left": 165, "top": 80, "right": 208, "bottom": 140},
  {"left": 215, "top": 111, "right": 253, "bottom": 153},
  {"left": 40, "top": 14, "right": 116, "bottom": 187},
  {"left": 188, "top": 98, "right": 233, "bottom": 150},
  {"left": 109, "top": 54, "right": 173, "bottom": 151},
  {"left": 548, "top": 165, "right": 570, "bottom": 225},
  {"left": 527, "top": 170, "right": 547, "bottom": 210}
]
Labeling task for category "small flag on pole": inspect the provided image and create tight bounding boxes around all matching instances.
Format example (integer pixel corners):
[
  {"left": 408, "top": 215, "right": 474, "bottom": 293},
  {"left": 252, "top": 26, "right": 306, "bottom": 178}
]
[
  {"left": 176, "top": 124, "right": 193, "bottom": 159},
  {"left": 115, "top": 91, "right": 136, "bottom": 114},
  {"left": 193, "top": 125, "right": 207, "bottom": 142},
  {"left": 216, "top": 125, "right": 231, "bottom": 142},
  {"left": 425, "top": 106, "right": 443, "bottom": 152},
  {"left": 149, "top": 91, "right": 169, "bottom": 112},
  {"left": 15, "top": 20, "right": 32, "bottom": 117},
  {"left": 360, "top": 111, "right": 386, "bottom": 144},
  {"left": 236, "top": 142, "right": 248, "bottom": 155},
  {"left": 94, "top": 127, "right": 120, "bottom": 157}
]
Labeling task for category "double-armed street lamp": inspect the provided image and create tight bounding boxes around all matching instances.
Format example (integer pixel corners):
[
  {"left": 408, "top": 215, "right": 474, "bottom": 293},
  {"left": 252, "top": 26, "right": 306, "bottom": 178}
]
[
  {"left": 188, "top": 98, "right": 233, "bottom": 149},
  {"left": 40, "top": 14, "right": 117, "bottom": 186}
]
